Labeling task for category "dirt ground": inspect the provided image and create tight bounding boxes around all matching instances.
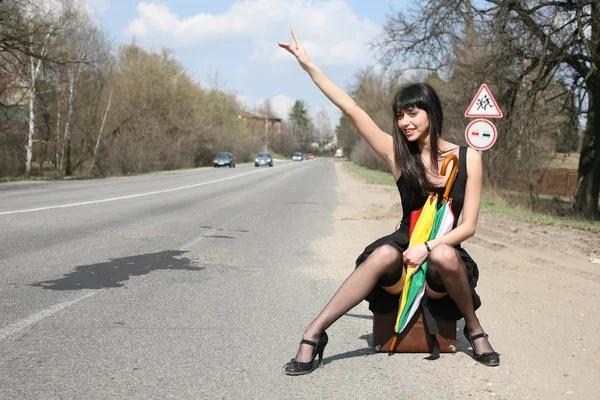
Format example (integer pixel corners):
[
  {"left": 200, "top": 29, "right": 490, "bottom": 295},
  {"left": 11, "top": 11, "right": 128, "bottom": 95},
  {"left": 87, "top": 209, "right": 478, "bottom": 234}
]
[{"left": 313, "top": 161, "right": 600, "bottom": 399}]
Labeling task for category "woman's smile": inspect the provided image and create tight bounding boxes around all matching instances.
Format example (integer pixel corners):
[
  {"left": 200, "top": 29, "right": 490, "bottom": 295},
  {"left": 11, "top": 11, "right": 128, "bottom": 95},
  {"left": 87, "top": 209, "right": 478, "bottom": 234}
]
[{"left": 397, "top": 107, "right": 430, "bottom": 141}]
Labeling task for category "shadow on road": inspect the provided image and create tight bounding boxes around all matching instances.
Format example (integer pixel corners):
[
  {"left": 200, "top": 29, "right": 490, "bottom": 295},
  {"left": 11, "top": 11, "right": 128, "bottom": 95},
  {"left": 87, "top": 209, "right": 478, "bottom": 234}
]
[
  {"left": 30, "top": 250, "right": 203, "bottom": 290},
  {"left": 322, "top": 346, "right": 374, "bottom": 365},
  {"left": 318, "top": 333, "right": 375, "bottom": 367},
  {"left": 344, "top": 313, "right": 373, "bottom": 320}
]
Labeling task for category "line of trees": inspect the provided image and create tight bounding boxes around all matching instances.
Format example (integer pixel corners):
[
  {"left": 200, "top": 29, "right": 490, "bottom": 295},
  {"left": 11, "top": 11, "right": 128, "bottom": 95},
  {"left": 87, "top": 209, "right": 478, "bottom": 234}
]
[
  {"left": 0, "top": 1, "right": 334, "bottom": 181},
  {"left": 3, "top": 1, "right": 594, "bottom": 219}
]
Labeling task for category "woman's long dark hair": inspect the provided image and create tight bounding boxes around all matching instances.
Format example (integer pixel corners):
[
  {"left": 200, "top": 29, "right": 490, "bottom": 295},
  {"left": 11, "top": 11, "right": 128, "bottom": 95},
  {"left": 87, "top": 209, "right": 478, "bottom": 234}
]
[{"left": 392, "top": 82, "right": 443, "bottom": 194}]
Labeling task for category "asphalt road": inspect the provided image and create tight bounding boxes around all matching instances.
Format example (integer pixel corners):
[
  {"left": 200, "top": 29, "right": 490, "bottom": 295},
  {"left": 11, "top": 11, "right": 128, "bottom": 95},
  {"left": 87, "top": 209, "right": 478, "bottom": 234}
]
[
  {"left": 1, "top": 159, "right": 350, "bottom": 399},
  {"left": 1, "top": 159, "right": 488, "bottom": 399}
]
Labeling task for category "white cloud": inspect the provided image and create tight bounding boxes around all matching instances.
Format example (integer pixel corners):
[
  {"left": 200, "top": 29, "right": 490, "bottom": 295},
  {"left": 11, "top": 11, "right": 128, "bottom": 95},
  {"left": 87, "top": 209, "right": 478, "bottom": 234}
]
[
  {"left": 270, "top": 94, "right": 295, "bottom": 120},
  {"left": 81, "top": 0, "right": 110, "bottom": 18},
  {"left": 124, "top": 0, "right": 381, "bottom": 67}
]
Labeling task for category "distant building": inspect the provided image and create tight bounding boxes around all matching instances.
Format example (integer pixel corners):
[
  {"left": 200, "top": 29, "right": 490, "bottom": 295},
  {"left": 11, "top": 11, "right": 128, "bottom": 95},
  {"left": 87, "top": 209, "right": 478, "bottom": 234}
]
[
  {"left": 0, "top": 73, "right": 28, "bottom": 122},
  {"left": 0, "top": 73, "right": 29, "bottom": 106},
  {"left": 239, "top": 111, "right": 282, "bottom": 134}
]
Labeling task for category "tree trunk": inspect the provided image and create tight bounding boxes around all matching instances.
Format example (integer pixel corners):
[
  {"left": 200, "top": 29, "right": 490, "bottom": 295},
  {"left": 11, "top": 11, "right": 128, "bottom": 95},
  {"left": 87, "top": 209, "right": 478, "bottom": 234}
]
[
  {"left": 65, "top": 136, "right": 72, "bottom": 176},
  {"left": 89, "top": 88, "right": 113, "bottom": 176},
  {"left": 55, "top": 85, "right": 62, "bottom": 170},
  {"left": 573, "top": 2, "right": 600, "bottom": 220},
  {"left": 62, "top": 63, "right": 80, "bottom": 176},
  {"left": 464, "top": 0, "right": 473, "bottom": 50},
  {"left": 24, "top": 56, "right": 36, "bottom": 179},
  {"left": 40, "top": 111, "right": 51, "bottom": 173},
  {"left": 573, "top": 78, "right": 600, "bottom": 220}
]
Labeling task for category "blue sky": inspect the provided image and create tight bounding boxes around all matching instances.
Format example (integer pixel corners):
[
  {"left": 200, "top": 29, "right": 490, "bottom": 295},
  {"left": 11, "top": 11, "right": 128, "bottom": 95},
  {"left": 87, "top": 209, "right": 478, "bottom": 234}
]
[{"left": 83, "top": 0, "right": 407, "bottom": 127}]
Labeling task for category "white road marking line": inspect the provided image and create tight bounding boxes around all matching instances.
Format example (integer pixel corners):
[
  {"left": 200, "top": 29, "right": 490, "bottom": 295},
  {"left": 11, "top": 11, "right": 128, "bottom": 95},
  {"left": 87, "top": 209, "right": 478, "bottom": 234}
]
[
  {"left": 0, "top": 162, "right": 305, "bottom": 340},
  {"left": 0, "top": 291, "right": 97, "bottom": 341},
  {"left": 0, "top": 166, "right": 288, "bottom": 216}
]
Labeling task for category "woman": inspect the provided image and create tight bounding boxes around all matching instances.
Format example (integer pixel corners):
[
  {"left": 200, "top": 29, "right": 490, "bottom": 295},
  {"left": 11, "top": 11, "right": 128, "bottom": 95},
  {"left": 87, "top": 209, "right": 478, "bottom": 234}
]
[{"left": 278, "top": 30, "right": 500, "bottom": 375}]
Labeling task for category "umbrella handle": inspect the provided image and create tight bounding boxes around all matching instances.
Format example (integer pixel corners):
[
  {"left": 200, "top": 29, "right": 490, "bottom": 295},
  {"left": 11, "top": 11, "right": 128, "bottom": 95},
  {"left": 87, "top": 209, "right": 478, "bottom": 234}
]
[{"left": 441, "top": 154, "right": 459, "bottom": 200}]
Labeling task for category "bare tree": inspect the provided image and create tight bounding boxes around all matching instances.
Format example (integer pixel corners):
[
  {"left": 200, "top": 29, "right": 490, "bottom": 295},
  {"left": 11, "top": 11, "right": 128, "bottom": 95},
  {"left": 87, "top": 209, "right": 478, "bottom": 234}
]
[
  {"left": 314, "top": 107, "right": 331, "bottom": 145},
  {"left": 489, "top": 1, "right": 600, "bottom": 218},
  {"left": 23, "top": 4, "right": 57, "bottom": 179},
  {"left": 88, "top": 87, "right": 111, "bottom": 175},
  {"left": 258, "top": 99, "right": 273, "bottom": 151},
  {"left": 373, "top": 0, "right": 597, "bottom": 218},
  {"left": 0, "top": 4, "right": 293, "bottom": 179}
]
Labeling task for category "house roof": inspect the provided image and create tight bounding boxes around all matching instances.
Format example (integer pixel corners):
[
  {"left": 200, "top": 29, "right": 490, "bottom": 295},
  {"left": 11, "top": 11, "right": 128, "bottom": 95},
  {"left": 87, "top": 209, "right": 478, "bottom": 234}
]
[{"left": 240, "top": 111, "right": 282, "bottom": 121}]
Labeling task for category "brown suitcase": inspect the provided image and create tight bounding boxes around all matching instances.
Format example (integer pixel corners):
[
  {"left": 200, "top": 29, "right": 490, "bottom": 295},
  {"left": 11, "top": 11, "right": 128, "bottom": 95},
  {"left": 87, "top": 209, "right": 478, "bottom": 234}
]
[{"left": 372, "top": 306, "right": 457, "bottom": 353}]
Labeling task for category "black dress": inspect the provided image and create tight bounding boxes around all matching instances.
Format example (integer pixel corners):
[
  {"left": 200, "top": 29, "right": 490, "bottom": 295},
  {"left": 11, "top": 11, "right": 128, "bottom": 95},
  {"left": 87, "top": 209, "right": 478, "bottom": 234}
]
[{"left": 355, "top": 147, "right": 481, "bottom": 320}]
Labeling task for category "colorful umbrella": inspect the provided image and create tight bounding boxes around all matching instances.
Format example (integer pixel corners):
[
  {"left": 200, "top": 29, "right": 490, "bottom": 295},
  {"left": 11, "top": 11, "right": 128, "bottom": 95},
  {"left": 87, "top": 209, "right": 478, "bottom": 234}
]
[{"left": 390, "top": 154, "right": 459, "bottom": 350}]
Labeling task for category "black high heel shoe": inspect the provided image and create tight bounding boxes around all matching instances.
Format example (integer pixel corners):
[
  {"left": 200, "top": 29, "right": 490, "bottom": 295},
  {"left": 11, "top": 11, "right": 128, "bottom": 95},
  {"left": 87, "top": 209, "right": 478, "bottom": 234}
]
[
  {"left": 463, "top": 326, "right": 500, "bottom": 367},
  {"left": 284, "top": 332, "right": 329, "bottom": 376}
]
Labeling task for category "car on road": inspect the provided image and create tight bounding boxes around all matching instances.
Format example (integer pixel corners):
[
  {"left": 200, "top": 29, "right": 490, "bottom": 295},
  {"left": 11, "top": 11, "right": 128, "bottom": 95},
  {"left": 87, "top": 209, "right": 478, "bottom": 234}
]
[
  {"left": 213, "top": 152, "right": 236, "bottom": 168},
  {"left": 292, "top": 152, "right": 303, "bottom": 161},
  {"left": 335, "top": 149, "right": 344, "bottom": 158},
  {"left": 307, "top": 153, "right": 314, "bottom": 159},
  {"left": 255, "top": 153, "right": 273, "bottom": 167}
]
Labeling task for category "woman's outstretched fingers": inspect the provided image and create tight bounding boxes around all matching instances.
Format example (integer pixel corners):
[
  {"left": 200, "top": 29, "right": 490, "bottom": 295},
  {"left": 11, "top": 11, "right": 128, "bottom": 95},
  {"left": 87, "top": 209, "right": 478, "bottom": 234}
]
[
  {"left": 278, "top": 29, "right": 311, "bottom": 69},
  {"left": 277, "top": 41, "right": 294, "bottom": 54},
  {"left": 278, "top": 29, "right": 299, "bottom": 52},
  {"left": 291, "top": 29, "right": 301, "bottom": 46}
]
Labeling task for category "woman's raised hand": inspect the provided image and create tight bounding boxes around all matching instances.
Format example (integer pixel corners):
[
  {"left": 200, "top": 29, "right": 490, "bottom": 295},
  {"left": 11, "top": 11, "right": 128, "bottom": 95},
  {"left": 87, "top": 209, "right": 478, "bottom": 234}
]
[{"left": 278, "top": 29, "right": 311, "bottom": 70}]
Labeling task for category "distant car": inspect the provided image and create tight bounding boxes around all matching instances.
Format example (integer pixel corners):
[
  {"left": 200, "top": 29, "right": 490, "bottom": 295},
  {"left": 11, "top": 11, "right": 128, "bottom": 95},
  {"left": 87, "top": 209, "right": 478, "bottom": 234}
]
[
  {"left": 302, "top": 153, "right": 308, "bottom": 160},
  {"left": 307, "top": 153, "right": 314, "bottom": 159},
  {"left": 255, "top": 153, "right": 273, "bottom": 167},
  {"left": 213, "top": 152, "right": 236, "bottom": 168},
  {"left": 335, "top": 149, "right": 344, "bottom": 158},
  {"left": 292, "top": 152, "right": 303, "bottom": 161}
]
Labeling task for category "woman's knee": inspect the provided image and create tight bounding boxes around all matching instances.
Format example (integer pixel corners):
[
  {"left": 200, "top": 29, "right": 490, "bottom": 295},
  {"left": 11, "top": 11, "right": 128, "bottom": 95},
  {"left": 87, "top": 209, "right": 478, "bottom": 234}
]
[
  {"left": 428, "top": 244, "right": 461, "bottom": 273},
  {"left": 368, "top": 245, "right": 402, "bottom": 267}
]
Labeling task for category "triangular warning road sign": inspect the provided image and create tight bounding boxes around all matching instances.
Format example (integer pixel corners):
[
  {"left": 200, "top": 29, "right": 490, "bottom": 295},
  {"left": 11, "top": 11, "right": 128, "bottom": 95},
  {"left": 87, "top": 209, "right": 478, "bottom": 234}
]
[{"left": 465, "top": 84, "right": 503, "bottom": 118}]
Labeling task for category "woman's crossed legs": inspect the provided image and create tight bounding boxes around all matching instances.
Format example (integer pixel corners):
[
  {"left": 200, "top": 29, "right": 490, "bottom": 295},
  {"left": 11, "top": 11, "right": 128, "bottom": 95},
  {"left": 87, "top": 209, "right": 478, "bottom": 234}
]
[{"left": 291, "top": 243, "right": 497, "bottom": 364}]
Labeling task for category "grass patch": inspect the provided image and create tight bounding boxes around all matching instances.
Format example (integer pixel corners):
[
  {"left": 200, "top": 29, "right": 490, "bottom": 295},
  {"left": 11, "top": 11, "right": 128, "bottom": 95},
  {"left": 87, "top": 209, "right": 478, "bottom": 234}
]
[
  {"left": 0, "top": 175, "right": 99, "bottom": 183},
  {"left": 547, "top": 152, "right": 580, "bottom": 170},
  {"left": 270, "top": 151, "right": 290, "bottom": 160},
  {"left": 0, "top": 176, "right": 28, "bottom": 183},
  {"left": 481, "top": 193, "right": 599, "bottom": 231},
  {"left": 343, "top": 161, "right": 395, "bottom": 186},
  {"left": 343, "top": 161, "right": 599, "bottom": 231}
]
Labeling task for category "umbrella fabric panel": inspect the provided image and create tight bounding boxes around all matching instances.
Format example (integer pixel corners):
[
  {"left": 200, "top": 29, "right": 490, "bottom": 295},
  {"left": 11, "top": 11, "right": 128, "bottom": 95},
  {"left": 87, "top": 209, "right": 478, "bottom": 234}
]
[
  {"left": 395, "top": 195, "right": 438, "bottom": 332},
  {"left": 409, "top": 209, "right": 422, "bottom": 237},
  {"left": 434, "top": 200, "right": 455, "bottom": 239},
  {"left": 395, "top": 196, "right": 457, "bottom": 334},
  {"left": 408, "top": 196, "right": 437, "bottom": 247}
]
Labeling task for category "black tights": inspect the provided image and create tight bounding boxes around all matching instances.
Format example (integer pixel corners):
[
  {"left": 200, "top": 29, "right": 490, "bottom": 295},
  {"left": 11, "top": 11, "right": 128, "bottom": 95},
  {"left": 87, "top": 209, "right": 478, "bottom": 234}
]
[
  {"left": 427, "top": 244, "right": 494, "bottom": 354},
  {"left": 293, "top": 243, "right": 494, "bottom": 362},
  {"left": 294, "top": 245, "right": 402, "bottom": 362}
]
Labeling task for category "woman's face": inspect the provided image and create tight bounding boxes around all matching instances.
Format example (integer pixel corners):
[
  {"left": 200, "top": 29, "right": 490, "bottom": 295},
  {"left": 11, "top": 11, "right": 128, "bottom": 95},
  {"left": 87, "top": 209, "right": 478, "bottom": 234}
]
[{"left": 396, "top": 107, "right": 430, "bottom": 142}]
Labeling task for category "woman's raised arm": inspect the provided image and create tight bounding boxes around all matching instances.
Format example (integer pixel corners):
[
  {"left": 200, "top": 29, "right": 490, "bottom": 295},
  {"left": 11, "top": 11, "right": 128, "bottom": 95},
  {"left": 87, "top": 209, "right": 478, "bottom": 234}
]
[{"left": 278, "top": 29, "right": 396, "bottom": 174}]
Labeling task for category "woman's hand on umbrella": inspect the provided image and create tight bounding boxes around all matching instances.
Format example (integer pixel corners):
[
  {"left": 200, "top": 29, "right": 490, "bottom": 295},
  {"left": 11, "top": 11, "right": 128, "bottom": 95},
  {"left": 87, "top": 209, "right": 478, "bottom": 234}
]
[
  {"left": 403, "top": 245, "right": 429, "bottom": 274},
  {"left": 277, "top": 29, "right": 312, "bottom": 71}
]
